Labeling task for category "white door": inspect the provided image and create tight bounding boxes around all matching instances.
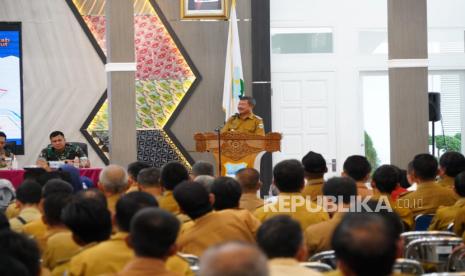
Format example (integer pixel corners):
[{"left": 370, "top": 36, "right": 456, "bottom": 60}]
[{"left": 272, "top": 72, "right": 338, "bottom": 176}]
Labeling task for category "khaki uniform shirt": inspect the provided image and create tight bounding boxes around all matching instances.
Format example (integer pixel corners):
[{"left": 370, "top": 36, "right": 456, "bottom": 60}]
[
  {"left": 429, "top": 198, "right": 465, "bottom": 231},
  {"left": 453, "top": 208, "right": 465, "bottom": 236},
  {"left": 399, "top": 181, "right": 457, "bottom": 217},
  {"left": 254, "top": 192, "right": 329, "bottom": 230},
  {"left": 356, "top": 182, "right": 373, "bottom": 199},
  {"left": 107, "top": 194, "right": 123, "bottom": 215},
  {"left": 302, "top": 179, "right": 324, "bottom": 202},
  {"left": 5, "top": 202, "right": 20, "bottom": 219},
  {"left": 9, "top": 206, "right": 42, "bottom": 233},
  {"left": 177, "top": 209, "right": 260, "bottom": 256},
  {"left": 159, "top": 191, "right": 181, "bottom": 215},
  {"left": 23, "top": 218, "right": 48, "bottom": 251},
  {"left": 239, "top": 193, "right": 264, "bottom": 212},
  {"left": 305, "top": 212, "right": 345, "bottom": 256},
  {"left": 221, "top": 113, "right": 265, "bottom": 136},
  {"left": 43, "top": 231, "right": 80, "bottom": 271},
  {"left": 373, "top": 193, "right": 414, "bottom": 230},
  {"left": 438, "top": 175, "right": 455, "bottom": 190},
  {"left": 116, "top": 257, "right": 178, "bottom": 276},
  {"left": 268, "top": 258, "right": 322, "bottom": 276}
]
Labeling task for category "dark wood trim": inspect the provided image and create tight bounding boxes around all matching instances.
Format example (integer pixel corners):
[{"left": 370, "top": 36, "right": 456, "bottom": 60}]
[
  {"left": 64, "top": 0, "right": 107, "bottom": 64},
  {"left": 251, "top": 0, "right": 272, "bottom": 196}
]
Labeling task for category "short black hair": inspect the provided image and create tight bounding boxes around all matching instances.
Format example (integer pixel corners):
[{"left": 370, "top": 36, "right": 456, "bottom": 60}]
[
  {"left": 440, "top": 151, "right": 465, "bottom": 177},
  {"left": 75, "top": 188, "right": 108, "bottom": 208},
  {"left": 239, "top": 96, "right": 256, "bottom": 106},
  {"left": 130, "top": 208, "right": 180, "bottom": 258},
  {"left": 343, "top": 155, "right": 371, "bottom": 181},
  {"left": 42, "top": 179, "right": 74, "bottom": 198},
  {"left": 301, "top": 151, "right": 327, "bottom": 175},
  {"left": 137, "top": 167, "right": 161, "bottom": 188},
  {"left": 0, "top": 131, "right": 6, "bottom": 139},
  {"left": 43, "top": 193, "right": 74, "bottom": 226},
  {"left": 127, "top": 161, "right": 151, "bottom": 180},
  {"left": 161, "top": 162, "right": 190, "bottom": 190},
  {"left": 49, "top": 131, "right": 65, "bottom": 140},
  {"left": 116, "top": 192, "right": 158, "bottom": 232},
  {"left": 236, "top": 168, "right": 260, "bottom": 191},
  {"left": 0, "top": 212, "right": 9, "bottom": 231},
  {"left": 192, "top": 161, "right": 215, "bottom": 177},
  {"left": 16, "top": 180, "right": 42, "bottom": 205},
  {"left": 412, "top": 153, "right": 438, "bottom": 181},
  {"left": 331, "top": 213, "right": 397, "bottom": 276},
  {"left": 210, "top": 177, "right": 242, "bottom": 210},
  {"left": 372, "top": 165, "right": 399, "bottom": 194},
  {"left": 61, "top": 197, "right": 112, "bottom": 244},
  {"left": 0, "top": 255, "right": 29, "bottom": 276},
  {"left": 0, "top": 231, "right": 41, "bottom": 276},
  {"left": 173, "top": 181, "right": 213, "bottom": 219},
  {"left": 361, "top": 200, "right": 404, "bottom": 236},
  {"left": 257, "top": 215, "right": 302, "bottom": 259},
  {"left": 273, "top": 159, "right": 305, "bottom": 193},
  {"left": 323, "top": 177, "right": 357, "bottom": 204},
  {"left": 37, "top": 171, "right": 72, "bottom": 188},
  {"left": 455, "top": 172, "right": 465, "bottom": 197}
]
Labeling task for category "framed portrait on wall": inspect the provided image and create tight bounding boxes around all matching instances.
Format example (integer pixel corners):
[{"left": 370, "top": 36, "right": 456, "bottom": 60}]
[{"left": 180, "top": 0, "right": 229, "bottom": 20}]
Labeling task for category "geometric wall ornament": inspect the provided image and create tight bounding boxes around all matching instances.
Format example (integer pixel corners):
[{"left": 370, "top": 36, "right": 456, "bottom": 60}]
[{"left": 66, "top": 0, "right": 201, "bottom": 168}]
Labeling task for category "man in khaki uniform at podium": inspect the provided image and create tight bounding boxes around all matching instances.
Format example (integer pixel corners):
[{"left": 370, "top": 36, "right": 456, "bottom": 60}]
[{"left": 221, "top": 96, "right": 265, "bottom": 136}]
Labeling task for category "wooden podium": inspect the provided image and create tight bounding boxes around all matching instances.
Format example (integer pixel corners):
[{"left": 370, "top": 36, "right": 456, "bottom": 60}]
[{"left": 194, "top": 132, "right": 282, "bottom": 176}]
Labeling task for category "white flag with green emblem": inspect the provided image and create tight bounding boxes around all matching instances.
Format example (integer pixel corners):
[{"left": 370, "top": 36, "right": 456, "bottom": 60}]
[{"left": 222, "top": 0, "right": 244, "bottom": 121}]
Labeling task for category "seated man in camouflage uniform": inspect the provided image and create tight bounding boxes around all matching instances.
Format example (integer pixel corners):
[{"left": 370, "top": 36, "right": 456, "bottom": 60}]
[{"left": 37, "top": 131, "right": 90, "bottom": 167}]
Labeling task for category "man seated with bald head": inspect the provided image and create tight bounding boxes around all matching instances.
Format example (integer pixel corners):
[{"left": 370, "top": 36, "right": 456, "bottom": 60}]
[
  {"left": 200, "top": 242, "right": 269, "bottom": 276},
  {"left": 236, "top": 168, "right": 263, "bottom": 212},
  {"left": 98, "top": 165, "right": 129, "bottom": 214}
]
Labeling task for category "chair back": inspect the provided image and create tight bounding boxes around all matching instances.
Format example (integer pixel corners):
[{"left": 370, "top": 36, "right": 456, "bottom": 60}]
[
  {"left": 393, "top": 258, "right": 424, "bottom": 275},
  {"left": 69, "top": 142, "right": 88, "bottom": 156},
  {"left": 448, "top": 246, "right": 465, "bottom": 272},
  {"left": 300, "top": 262, "right": 333, "bottom": 272},
  {"left": 4, "top": 141, "right": 16, "bottom": 155},
  {"left": 178, "top": 253, "right": 200, "bottom": 274},
  {"left": 415, "top": 214, "right": 435, "bottom": 231},
  {"left": 308, "top": 250, "right": 337, "bottom": 269},
  {"left": 405, "top": 237, "right": 463, "bottom": 273},
  {"left": 402, "top": 231, "right": 457, "bottom": 248}
]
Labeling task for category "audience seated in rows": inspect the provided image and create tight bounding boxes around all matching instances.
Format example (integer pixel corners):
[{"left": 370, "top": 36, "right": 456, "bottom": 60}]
[
  {"left": 9, "top": 180, "right": 42, "bottom": 232},
  {"left": 430, "top": 170, "right": 465, "bottom": 231},
  {"left": 254, "top": 159, "right": 329, "bottom": 230},
  {"left": 438, "top": 151, "right": 465, "bottom": 189},
  {"left": 158, "top": 161, "right": 190, "bottom": 215},
  {"left": 137, "top": 167, "right": 163, "bottom": 200},
  {"left": 98, "top": 165, "right": 129, "bottom": 214},
  {"left": 342, "top": 155, "right": 373, "bottom": 198},
  {"left": 371, "top": 165, "right": 414, "bottom": 229},
  {"left": 174, "top": 181, "right": 260, "bottom": 256},
  {"left": 301, "top": 151, "right": 327, "bottom": 201},
  {"left": 258, "top": 215, "right": 321, "bottom": 276},
  {"left": 126, "top": 161, "right": 151, "bottom": 193},
  {"left": 191, "top": 161, "right": 215, "bottom": 179},
  {"left": 305, "top": 177, "right": 357, "bottom": 256},
  {"left": 236, "top": 168, "right": 264, "bottom": 212},
  {"left": 200, "top": 242, "right": 268, "bottom": 276},
  {"left": 399, "top": 153, "right": 457, "bottom": 217}
]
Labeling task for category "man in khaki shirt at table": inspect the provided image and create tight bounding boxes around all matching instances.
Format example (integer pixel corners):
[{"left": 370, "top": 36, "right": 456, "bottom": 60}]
[
  {"left": 174, "top": 181, "right": 260, "bottom": 256},
  {"left": 221, "top": 96, "right": 265, "bottom": 136},
  {"left": 399, "top": 153, "right": 457, "bottom": 217},
  {"left": 254, "top": 159, "right": 329, "bottom": 230},
  {"left": 305, "top": 177, "right": 357, "bottom": 256},
  {"left": 342, "top": 155, "right": 373, "bottom": 199},
  {"left": 257, "top": 215, "right": 322, "bottom": 276},
  {"left": 301, "top": 151, "right": 327, "bottom": 201},
  {"left": 236, "top": 168, "right": 264, "bottom": 212}
]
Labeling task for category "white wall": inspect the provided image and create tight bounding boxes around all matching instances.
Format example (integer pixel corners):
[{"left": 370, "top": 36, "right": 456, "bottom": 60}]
[
  {"left": 0, "top": 0, "right": 106, "bottom": 167},
  {"left": 270, "top": 0, "right": 465, "bottom": 166}
]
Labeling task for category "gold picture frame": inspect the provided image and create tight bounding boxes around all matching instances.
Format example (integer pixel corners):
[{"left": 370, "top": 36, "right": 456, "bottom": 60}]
[{"left": 180, "top": 0, "right": 229, "bottom": 20}]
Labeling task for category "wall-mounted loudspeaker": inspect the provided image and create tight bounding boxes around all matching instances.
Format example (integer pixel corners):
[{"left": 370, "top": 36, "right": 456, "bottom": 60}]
[{"left": 429, "top": 92, "right": 441, "bottom": 122}]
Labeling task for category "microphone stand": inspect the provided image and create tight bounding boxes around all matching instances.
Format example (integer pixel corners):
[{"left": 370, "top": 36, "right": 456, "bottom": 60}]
[{"left": 214, "top": 126, "right": 223, "bottom": 176}]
